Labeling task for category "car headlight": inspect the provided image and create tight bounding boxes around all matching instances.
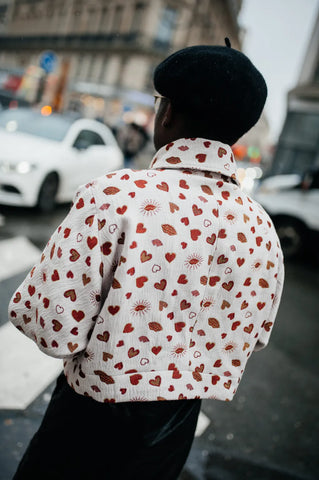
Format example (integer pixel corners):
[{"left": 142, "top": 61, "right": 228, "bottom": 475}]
[
  {"left": 0, "top": 160, "right": 37, "bottom": 174},
  {"left": 15, "top": 161, "right": 36, "bottom": 174}
]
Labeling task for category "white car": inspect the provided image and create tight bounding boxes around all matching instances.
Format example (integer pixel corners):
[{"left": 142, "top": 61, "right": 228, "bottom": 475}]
[
  {"left": 254, "top": 171, "right": 319, "bottom": 259},
  {"left": 0, "top": 108, "right": 124, "bottom": 211}
]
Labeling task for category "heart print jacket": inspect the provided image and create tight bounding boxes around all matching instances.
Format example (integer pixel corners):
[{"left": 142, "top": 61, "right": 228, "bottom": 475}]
[{"left": 9, "top": 137, "right": 284, "bottom": 403}]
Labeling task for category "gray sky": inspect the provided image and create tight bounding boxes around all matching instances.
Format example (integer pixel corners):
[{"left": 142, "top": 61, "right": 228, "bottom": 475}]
[{"left": 239, "top": 0, "right": 319, "bottom": 143}]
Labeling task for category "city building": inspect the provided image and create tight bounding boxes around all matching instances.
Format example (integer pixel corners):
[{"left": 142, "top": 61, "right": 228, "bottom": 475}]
[
  {"left": 0, "top": 0, "right": 242, "bottom": 126},
  {"left": 269, "top": 9, "right": 319, "bottom": 176}
]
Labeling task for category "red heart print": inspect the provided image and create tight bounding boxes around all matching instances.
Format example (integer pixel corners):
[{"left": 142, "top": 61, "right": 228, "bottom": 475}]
[
  {"left": 43, "top": 297, "right": 50, "bottom": 308},
  {"left": 108, "top": 305, "right": 120, "bottom": 315},
  {"left": 222, "top": 191, "right": 230, "bottom": 200},
  {"left": 152, "top": 346, "right": 162, "bottom": 355},
  {"left": 72, "top": 310, "right": 85, "bottom": 322},
  {"left": 192, "top": 204, "right": 203, "bottom": 216},
  {"left": 64, "top": 228, "right": 71, "bottom": 238},
  {"left": 134, "top": 179, "right": 147, "bottom": 188},
  {"left": 175, "top": 322, "right": 186, "bottom": 332},
  {"left": 177, "top": 274, "right": 188, "bottom": 284},
  {"left": 64, "top": 289, "right": 76, "bottom": 301},
  {"left": 190, "top": 229, "right": 201, "bottom": 241},
  {"left": 69, "top": 249, "right": 80, "bottom": 262},
  {"left": 136, "top": 223, "right": 146, "bottom": 233},
  {"left": 123, "top": 323, "right": 134, "bottom": 333},
  {"left": 196, "top": 154, "right": 206, "bottom": 163},
  {"left": 218, "top": 147, "right": 227, "bottom": 157},
  {"left": 76, "top": 198, "right": 84, "bottom": 209},
  {"left": 128, "top": 347, "right": 139, "bottom": 358},
  {"left": 154, "top": 279, "right": 167, "bottom": 291},
  {"left": 85, "top": 215, "right": 94, "bottom": 226},
  {"left": 231, "top": 321, "right": 241, "bottom": 331},
  {"left": 211, "top": 375, "right": 220, "bottom": 385},
  {"left": 149, "top": 376, "right": 161, "bottom": 386},
  {"left": 97, "top": 331, "right": 110, "bottom": 342},
  {"left": 179, "top": 179, "right": 189, "bottom": 189},
  {"left": 180, "top": 299, "right": 190, "bottom": 310},
  {"left": 52, "top": 319, "right": 62, "bottom": 332},
  {"left": 156, "top": 182, "right": 169, "bottom": 192},
  {"left": 116, "top": 205, "right": 127, "bottom": 215},
  {"left": 165, "top": 253, "right": 176, "bottom": 263},
  {"left": 130, "top": 374, "right": 142, "bottom": 385},
  {"left": 136, "top": 276, "right": 148, "bottom": 288}
]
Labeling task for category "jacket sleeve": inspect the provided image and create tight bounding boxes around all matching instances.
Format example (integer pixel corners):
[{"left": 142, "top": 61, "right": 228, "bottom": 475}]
[
  {"left": 254, "top": 250, "right": 285, "bottom": 351},
  {"left": 8, "top": 184, "right": 108, "bottom": 359}
]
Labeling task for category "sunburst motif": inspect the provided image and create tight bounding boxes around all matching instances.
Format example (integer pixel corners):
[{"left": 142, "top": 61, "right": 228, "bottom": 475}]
[
  {"left": 171, "top": 343, "right": 188, "bottom": 358},
  {"left": 131, "top": 299, "right": 151, "bottom": 316},
  {"left": 140, "top": 199, "right": 161, "bottom": 216},
  {"left": 130, "top": 396, "right": 148, "bottom": 402},
  {"left": 200, "top": 297, "right": 215, "bottom": 310},
  {"left": 84, "top": 349, "right": 95, "bottom": 361},
  {"left": 89, "top": 290, "right": 101, "bottom": 307},
  {"left": 184, "top": 253, "right": 203, "bottom": 270},
  {"left": 224, "top": 210, "right": 237, "bottom": 224},
  {"left": 251, "top": 259, "right": 263, "bottom": 270},
  {"left": 223, "top": 341, "right": 237, "bottom": 354}
]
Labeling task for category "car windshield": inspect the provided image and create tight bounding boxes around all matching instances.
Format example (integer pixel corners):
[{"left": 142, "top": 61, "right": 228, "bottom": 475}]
[{"left": 0, "top": 108, "right": 74, "bottom": 141}]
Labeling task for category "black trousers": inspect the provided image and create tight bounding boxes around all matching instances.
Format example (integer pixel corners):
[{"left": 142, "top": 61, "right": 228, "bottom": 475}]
[{"left": 14, "top": 373, "right": 201, "bottom": 480}]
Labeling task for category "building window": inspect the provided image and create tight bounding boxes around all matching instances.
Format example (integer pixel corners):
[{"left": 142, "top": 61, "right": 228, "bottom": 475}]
[
  {"left": 113, "top": 5, "right": 123, "bottom": 32},
  {"left": 155, "top": 7, "right": 178, "bottom": 48},
  {"left": 0, "top": 5, "right": 8, "bottom": 25},
  {"left": 99, "top": 57, "right": 109, "bottom": 83},
  {"left": 281, "top": 111, "right": 319, "bottom": 149},
  {"left": 131, "top": 3, "right": 145, "bottom": 32},
  {"left": 99, "top": 7, "right": 109, "bottom": 32}
]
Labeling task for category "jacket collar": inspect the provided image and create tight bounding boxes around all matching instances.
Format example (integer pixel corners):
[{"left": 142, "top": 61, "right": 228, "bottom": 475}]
[{"left": 149, "top": 137, "right": 240, "bottom": 186}]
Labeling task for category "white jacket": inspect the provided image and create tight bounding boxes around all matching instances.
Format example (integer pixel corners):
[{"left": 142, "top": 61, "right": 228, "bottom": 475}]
[{"left": 9, "top": 138, "right": 284, "bottom": 403}]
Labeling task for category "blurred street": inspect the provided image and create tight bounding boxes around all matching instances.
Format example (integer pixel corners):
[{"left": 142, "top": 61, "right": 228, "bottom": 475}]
[{"left": 0, "top": 204, "right": 318, "bottom": 480}]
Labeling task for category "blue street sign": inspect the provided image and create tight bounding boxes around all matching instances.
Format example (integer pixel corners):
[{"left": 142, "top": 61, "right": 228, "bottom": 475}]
[{"left": 39, "top": 51, "right": 57, "bottom": 74}]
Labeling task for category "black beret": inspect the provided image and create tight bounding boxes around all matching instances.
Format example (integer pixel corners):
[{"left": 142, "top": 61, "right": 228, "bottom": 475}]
[{"left": 153, "top": 44, "right": 267, "bottom": 144}]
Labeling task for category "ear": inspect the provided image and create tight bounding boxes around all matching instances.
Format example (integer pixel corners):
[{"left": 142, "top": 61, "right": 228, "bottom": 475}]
[{"left": 161, "top": 100, "right": 173, "bottom": 128}]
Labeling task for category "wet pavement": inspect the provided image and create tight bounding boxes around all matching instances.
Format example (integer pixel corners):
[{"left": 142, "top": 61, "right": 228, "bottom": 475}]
[{"left": 0, "top": 204, "right": 318, "bottom": 479}]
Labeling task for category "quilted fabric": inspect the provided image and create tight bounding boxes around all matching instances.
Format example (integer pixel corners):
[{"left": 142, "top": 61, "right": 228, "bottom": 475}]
[{"left": 9, "top": 138, "right": 284, "bottom": 403}]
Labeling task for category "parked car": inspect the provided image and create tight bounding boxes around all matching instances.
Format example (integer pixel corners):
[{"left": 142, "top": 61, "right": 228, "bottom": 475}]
[
  {"left": 0, "top": 89, "right": 31, "bottom": 110},
  {"left": 253, "top": 170, "right": 319, "bottom": 259},
  {"left": 0, "top": 108, "right": 124, "bottom": 211}
]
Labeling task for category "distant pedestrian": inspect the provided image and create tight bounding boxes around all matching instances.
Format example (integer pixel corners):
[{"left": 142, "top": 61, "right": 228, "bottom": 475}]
[
  {"left": 115, "top": 121, "right": 150, "bottom": 167},
  {"left": 9, "top": 39, "right": 284, "bottom": 479}
]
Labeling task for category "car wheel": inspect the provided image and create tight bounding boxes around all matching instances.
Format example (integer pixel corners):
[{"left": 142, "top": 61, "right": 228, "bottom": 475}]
[
  {"left": 274, "top": 217, "right": 306, "bottom": 259},
  {"left": 37, "top": 173, "right": 59, "bottom": 213}
]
